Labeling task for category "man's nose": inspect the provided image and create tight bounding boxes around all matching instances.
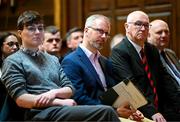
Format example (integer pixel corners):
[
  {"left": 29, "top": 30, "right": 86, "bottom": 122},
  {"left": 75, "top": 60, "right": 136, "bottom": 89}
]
[
  {"left": 161, "top": 31, "right": 167, "bottom": 37},
  {"left": 52, "top": 39, "right": 58, "bottom": 44},
  {"left": 101, "top": 33, "right": 107, "bottom": 38},
  {"left": 140, "top": 25, "right": 146, "bottom": 30},
  {"left": 35, "top": 28, "right": 41, "bottom": 33}
]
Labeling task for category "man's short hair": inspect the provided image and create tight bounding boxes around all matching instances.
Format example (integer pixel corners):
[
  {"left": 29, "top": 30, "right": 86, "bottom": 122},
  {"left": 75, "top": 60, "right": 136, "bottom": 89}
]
[
  {"left": 85, "top": 14, "right": 110, "bottom": 29},
  {"left": 17, "top": 10, "right": 44, "bottom": 30},
  {"left": 65, "top": 27, "right": 82, "bottom": 41},
  {"left": 45, "top": 26, "right": 59, "bottom": 35}
]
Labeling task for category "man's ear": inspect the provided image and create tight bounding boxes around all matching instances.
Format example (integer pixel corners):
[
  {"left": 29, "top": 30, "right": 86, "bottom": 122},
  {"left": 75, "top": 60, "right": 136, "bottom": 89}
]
[
  {"left": 84, "top": 27, "right": 88, "bottom": 33},
  {"left": 84, "top": 27, "right": 89, "bottom": 37},
  {"left": 124, "top": 23, "right": 128, "bottom": 31},
  {"left": 17, "top": 30, "right": 22, "bottom": 38}
]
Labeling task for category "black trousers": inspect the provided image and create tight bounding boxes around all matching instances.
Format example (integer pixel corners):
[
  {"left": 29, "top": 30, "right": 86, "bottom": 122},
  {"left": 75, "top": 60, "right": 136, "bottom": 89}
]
[
  {"left": 0, "top": 81, "right": 6, "bottom": 111},
  {"left": 163, "top": 111, "right": 180, "bottom": 121},
  {"left": 25, "top": 105, "right": 120, "bottom": 121}
]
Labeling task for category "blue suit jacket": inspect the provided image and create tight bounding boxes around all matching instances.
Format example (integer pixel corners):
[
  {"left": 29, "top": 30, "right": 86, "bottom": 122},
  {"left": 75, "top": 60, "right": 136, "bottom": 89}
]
[{"left": 61, "top": 47, "right": 116, "bottom": 105}]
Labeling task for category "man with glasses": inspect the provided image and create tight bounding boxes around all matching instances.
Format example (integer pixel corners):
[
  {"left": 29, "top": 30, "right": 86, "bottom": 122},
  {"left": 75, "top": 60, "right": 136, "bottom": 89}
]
[
  {"left": 1, "top": 10, "right": 120, "bottom": 121},
  {"left": 62, "top": 14, "right": 144, "bottom": 121},
  {"left": 110, "top": 10, "right": 180, "bottom": 122}
]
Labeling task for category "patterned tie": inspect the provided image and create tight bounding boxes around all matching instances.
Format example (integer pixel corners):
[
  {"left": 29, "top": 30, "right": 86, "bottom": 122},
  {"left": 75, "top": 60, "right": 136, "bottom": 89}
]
[{"left": 140, "top": 48, "right": 158, "bottom": 109}]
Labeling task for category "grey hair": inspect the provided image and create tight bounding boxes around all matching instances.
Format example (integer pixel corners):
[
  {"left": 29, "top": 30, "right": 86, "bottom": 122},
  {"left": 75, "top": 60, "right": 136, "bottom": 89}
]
[{"left": 85, "top": 14, "right": 110, "bottom": 28}]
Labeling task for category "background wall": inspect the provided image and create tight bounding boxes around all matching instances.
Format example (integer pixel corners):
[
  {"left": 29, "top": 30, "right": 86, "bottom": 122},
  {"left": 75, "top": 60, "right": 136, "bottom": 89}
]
[
  {"left": 62, "top": 0, "right": 179, "bottom": 57},
  {"left": 0, "top": 0, "right": 179, "bottom": 58},
  {"left": 0, "top": 0, "right": 54, "bottom": 31}
]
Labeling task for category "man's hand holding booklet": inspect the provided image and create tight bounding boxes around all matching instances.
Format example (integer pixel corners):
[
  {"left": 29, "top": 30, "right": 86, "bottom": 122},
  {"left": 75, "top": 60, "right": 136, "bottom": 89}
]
[{"left": 99, "top": 79, "right": 147, "bottom": 109}]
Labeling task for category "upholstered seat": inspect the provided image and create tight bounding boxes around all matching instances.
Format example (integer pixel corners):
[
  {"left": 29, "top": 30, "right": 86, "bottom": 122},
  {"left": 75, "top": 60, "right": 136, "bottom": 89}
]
[{"left": 0, "top": 93, "right": 25, "bottom": 121}]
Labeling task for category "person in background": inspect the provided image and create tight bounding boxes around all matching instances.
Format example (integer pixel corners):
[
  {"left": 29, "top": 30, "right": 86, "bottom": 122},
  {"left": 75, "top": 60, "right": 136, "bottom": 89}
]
[
  {"left": 40, "top": 25, "right": 63, "bottom": 63},
  {"left": 110, "top": 33, "right": 124, "bottom": 49},
  {"left": 0, "top": 32, "right": 20, "bottom": 116},
  {"left": 65, "top": 27, "right": 83, "bottom": 53},
  {"left": 0, "top": 32, "right": 20, "bottom": 70},
  {"left": 110, "top": 10, "right": 180, "bottom": 121},
  {"left": 1, "top": 10, "right": 119, "bottom": 121},
  {"left": 62, "top": 14, "right": 144, "bottom": 122},
  {"left": 148, "top": 19, "right": 180, "bottom": 86}
]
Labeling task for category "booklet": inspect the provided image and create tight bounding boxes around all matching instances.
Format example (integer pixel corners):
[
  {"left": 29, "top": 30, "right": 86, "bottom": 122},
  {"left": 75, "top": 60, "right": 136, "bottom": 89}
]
[{"left": 99, "top": 79, "right": 147, "bottom": 109}]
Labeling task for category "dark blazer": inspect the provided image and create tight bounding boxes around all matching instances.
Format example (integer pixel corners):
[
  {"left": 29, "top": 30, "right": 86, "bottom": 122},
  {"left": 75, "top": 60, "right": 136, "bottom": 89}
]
[
  {"left": 61, "top": 47, "right": 116, "bottom": 105},
  {"left": 164, "top": 48, "right": 180, "bottom": 70},
  {"left": 160, "top": 48, "right": 180, "bottom": 81},
  {"left": 110, "top": 37, "right": 180, "bottom": 120}
]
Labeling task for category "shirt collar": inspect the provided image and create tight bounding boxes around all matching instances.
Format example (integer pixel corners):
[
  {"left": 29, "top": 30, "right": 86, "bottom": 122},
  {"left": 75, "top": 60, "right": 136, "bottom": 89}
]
[
  {"left": 21, "top": 47, "right": 40, "bottom": 56},
  {"left": 79, "top": 44, "right": 101, "bottom": 59},
  {"left": 127, "top": 37, "right": 142, "bottom": 54}
]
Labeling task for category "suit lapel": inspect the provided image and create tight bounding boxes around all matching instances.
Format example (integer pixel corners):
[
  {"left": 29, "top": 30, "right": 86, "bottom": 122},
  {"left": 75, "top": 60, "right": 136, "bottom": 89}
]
[
  {"left": 124, "top": 38, "right": 143, "bottom": 68},
  {"left": 99, "top": 56, "right": 116, "bottom": 88},
  {"left": 165, "top": 50, "right": 180, "bottom": 71},
  {"left": 76, "top": 47, "right": 105, "bottom": 90},
  {"left": 99, "top": 56, "right": 109, "bottom": 87},
  {"left": 160, "top": 54, "right": 175, "bottom": 77}
]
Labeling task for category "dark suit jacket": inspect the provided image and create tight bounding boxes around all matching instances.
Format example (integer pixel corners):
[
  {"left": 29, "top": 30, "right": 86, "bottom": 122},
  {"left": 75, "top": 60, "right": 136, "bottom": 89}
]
[
  {"left": 164, "top": 48, "right": 180, "bottom": 70},
  {"left": 160, "top": 48, "right": 180, "bottom": 81},
  {"left": 110, "top": 37, "right": 180, "bottom": 119},
  {"left": 61, "top": 47, "right": 116, "bottom": 105}
]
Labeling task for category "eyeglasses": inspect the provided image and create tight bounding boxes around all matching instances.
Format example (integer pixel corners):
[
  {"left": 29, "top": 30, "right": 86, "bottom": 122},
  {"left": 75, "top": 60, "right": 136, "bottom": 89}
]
[
  {"left": 5, "top": 41, "right": 19, "bottom": 48},
  {"left": 25, "top": 25, "right": 44, "bottom": 32},
  {"left": 88, "top": 26, "right": 110, "bottom": 38},
  {"left": 128, "top": 21, "right": 151, "bottom": 29}
]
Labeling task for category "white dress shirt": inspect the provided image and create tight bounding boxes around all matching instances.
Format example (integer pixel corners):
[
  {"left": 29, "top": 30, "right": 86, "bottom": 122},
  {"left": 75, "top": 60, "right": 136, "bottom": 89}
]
[{"left": 79, "top": 44, "right": 107, "bottom": 91}]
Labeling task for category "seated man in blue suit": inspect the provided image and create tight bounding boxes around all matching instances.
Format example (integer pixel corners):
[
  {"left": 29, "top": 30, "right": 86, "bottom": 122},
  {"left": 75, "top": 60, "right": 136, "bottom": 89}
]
[{"left": 61, "top": 14, "right": 144, "bottom": 121}]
